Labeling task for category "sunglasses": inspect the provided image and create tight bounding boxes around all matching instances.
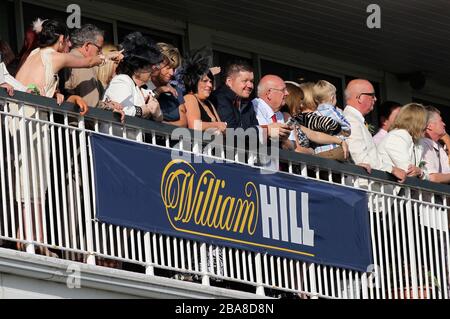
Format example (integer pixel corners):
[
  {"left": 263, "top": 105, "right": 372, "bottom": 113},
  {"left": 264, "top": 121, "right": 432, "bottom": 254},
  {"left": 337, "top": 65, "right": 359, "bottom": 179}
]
[{"left": 357, "top": 92, "right": 376, "bottom": 99}]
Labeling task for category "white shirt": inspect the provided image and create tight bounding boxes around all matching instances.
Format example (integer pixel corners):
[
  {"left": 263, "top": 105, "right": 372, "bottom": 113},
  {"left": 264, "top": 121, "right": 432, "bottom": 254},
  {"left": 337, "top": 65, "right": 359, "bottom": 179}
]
[
  {"left": 253, "top": 98, "right": 283, "bottom": 125},
  {"left": 252, "top": 98, "right": 284, "bottom": 171},
  {"left": 377, "top": 129, "right": 424, "bottom": 172},
  {"left": 420, "top": 138, "right": 450, "bottom": 175},
  {"left": 104, "top": 74, "right": 149, "bottom": 117},
  {"left": 373, "top": 128, "right": 388, "bottom": 145},
  {"left": 0, "top": 62, "right": 27, "bottom": 92},
  {"left": 253, "top": 98, "right": 296, "bottom": 142},
  {"left": 343, "top": 105, "right": 392, "bottom": 172}
]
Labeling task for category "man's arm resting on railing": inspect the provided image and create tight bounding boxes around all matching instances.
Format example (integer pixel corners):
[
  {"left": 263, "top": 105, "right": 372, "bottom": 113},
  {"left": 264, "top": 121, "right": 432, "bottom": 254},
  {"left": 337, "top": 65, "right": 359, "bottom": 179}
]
[{"left": 429, "top": 173, "right": 450, "bottom": 184}]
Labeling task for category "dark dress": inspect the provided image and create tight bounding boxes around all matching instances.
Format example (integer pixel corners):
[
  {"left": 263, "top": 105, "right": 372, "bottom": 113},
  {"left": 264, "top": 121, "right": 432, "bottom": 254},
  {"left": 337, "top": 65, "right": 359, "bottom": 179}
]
[{"left": 196, "top": 96, "right": 217, "bottom": 122}]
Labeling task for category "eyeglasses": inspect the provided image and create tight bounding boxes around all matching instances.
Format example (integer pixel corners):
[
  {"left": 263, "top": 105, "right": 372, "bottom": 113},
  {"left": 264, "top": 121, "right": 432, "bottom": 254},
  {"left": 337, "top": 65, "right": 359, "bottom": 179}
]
[
  {"left": 151, "top": 62, "right": 166, "bottom": 71},
  {"left": 269, "top": 87, "right": 288, "bottom": 93},
  {"left": 357, "top": 92, "right": 377, "bottom": 99},
  {"left": 88, "top": 42, "right": 103, "bottom": 52}
]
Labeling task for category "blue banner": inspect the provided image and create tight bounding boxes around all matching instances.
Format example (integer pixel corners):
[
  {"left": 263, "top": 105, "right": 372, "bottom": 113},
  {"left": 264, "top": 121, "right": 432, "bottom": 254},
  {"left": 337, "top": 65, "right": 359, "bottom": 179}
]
[{"left": 90, "top": 133, "right": 372, "bottom": 272}]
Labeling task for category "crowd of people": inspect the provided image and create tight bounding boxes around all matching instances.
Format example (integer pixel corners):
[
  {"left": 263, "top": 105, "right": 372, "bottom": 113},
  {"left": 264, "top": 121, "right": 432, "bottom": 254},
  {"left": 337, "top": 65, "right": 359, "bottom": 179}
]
[{"left": 1, "top": 18, "right": 450, "bottom": 187}]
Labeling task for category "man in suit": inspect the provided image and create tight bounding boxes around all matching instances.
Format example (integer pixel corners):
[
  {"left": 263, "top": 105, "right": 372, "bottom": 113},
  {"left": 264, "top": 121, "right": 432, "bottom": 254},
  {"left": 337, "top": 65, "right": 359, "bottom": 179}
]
[
  {"left": 209, "top": 61, "right": 290, "bottom": 139},
  {"left": 343, "top": 79, "right": 406, "bottom": 182}
]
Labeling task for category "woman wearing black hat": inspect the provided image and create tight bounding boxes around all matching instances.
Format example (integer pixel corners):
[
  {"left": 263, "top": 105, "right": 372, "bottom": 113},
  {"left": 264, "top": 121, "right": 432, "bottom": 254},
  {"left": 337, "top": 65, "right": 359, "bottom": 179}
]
[
  {"left": 103, "top": 32, "right": 163, "bottom": 121},
  {"left": 182, "top": 48, "right": 227, "bottom": 134}
]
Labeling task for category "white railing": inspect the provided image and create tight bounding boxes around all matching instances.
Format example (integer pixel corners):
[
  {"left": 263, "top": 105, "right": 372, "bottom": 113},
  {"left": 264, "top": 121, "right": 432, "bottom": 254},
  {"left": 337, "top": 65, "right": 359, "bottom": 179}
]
[{"left": 0, "top": 90, "right": 449, "bottom": 299}]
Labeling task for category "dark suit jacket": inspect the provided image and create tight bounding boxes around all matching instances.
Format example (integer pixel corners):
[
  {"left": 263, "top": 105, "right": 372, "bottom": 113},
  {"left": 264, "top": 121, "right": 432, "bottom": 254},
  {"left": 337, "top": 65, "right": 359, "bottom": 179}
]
[{"left": 209, "top": 85, "right": 259, "bottom": 130}]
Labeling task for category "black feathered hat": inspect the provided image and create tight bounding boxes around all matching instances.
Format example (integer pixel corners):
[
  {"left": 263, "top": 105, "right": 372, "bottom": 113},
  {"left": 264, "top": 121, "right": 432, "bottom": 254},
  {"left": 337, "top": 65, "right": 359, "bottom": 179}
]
[
  {"left": 118, "top": 32, "right": 163, "bottom": 73},
  {"left": 181, "top": 47, "right": 214, "bottom": 94}
]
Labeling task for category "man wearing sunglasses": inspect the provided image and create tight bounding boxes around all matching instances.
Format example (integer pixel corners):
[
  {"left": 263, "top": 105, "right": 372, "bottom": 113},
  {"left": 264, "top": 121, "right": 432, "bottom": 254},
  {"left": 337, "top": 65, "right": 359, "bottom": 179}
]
[
  {"left": 62, "top": 24, "right": 105, "bottom": 107},
  {"left": 61, "top": 24, "right": 124, "bottom": 122},
  {"left": 344, "top": 79, "right": 406, "bottom": 183}
]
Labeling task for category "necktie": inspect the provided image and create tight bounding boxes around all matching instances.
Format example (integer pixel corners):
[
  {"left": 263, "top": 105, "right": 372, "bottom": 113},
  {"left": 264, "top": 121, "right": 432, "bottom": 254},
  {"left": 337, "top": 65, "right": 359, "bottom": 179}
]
[{"left": 271, "top": 114, "right": 277, "bottom": 123}]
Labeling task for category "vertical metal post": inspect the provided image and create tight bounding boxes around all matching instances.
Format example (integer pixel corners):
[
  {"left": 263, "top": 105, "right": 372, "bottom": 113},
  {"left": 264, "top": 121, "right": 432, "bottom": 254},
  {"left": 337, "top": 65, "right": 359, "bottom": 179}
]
[
  {"left": 201, "top": 243, "right": 210, "bottom": 286},
  {"left": 405, "top": 188, "right": 419, "bottom": 299},
  {"left": 19, "top": 104, "right": 34, "bottom": 254},
  {"left": 78, "top": 119, "right": 95, "bottom": 265}
]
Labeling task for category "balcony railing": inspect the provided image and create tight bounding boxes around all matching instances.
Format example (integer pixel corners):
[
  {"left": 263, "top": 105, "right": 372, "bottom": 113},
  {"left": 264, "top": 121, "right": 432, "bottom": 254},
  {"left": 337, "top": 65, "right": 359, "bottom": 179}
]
[{"left": 0, "top": 89, "right": 449, "bottom": 299}]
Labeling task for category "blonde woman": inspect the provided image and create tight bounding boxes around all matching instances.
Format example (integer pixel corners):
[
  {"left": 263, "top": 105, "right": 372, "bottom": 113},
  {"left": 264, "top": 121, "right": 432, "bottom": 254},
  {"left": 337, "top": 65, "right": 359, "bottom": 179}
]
[
  {"left": 377, "top": 103, "right": 429, "bottom": 179},
  {"left": 97, "top": 44, "right": 120, "bottom": 89},
  {"left": 149, "top": 42, "right": 187, "bottom": 127}
]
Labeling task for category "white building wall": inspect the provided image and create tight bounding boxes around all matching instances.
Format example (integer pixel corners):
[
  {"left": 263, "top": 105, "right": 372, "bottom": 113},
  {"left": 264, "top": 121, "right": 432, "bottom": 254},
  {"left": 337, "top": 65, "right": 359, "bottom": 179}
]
[{"left": 0, "top": 249, "right": 263, "bottom": 299}]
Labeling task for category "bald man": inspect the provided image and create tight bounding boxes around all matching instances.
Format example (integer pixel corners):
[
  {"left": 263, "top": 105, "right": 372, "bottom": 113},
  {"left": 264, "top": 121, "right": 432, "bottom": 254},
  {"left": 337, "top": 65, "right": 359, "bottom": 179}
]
[
  {"left": 252, "top": 75, "right": 292, "bottom": 148},
  {"left": 343, "top": 79, "right": 406, "bottom": 182}
]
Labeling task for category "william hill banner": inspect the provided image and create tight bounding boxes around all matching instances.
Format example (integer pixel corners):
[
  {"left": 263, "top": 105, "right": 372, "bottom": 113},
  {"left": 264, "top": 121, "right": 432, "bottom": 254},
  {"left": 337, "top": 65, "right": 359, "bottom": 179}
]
[{"left": 91, "top": 134, "right": 373, "bottom": 272}]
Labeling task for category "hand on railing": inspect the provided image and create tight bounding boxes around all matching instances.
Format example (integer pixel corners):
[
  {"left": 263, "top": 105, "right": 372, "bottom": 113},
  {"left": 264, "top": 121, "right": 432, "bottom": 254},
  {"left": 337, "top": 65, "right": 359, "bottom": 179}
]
[
  {"left": 391, "top": 166, "right": 407, "bottom": 183},
  {"left": 110, "top": 101, "right": 125, "bottom": 123},
  {"left": 67, "top": 95, "right": 89, "bottom": 116},
  {"left": 56, "top": 92, "right": 65, "bottom": 106},
  {"left": 267, "top": 123, "right": 292, "bottom": 139},
  {"left": 357, "top": 163, "right": 372, "bottom": 174},
  {"left": 407, "top": 164, "right": 423, "bottom": 178},
  {"left": 0, "top": 83, "right": 14, "bottom": 97},
  {"left": 101, "top": 99, "right": 125, "bottom": 123}
]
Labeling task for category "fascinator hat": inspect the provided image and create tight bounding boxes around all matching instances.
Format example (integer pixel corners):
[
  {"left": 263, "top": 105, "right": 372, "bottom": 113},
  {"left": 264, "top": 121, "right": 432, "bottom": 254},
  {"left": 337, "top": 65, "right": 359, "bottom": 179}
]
[
  {"left": 31, "top": 18, "right": 69, "bottom": 48},
  {"left": 32, "top": 18, "right": 47, "bottom": 34},
  {"left": 119, "top": 32, "right": 163, "bottom": 69},
  {"left": 181, "top": 47, "right": 215, "bottom": 94}
]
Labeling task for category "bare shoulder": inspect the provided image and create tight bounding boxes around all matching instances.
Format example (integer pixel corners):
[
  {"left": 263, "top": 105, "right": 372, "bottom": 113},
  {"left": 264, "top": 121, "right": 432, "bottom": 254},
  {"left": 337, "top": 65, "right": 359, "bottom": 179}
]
[{"left": 183, "top": 94, "right": 198, "bottom": 107}]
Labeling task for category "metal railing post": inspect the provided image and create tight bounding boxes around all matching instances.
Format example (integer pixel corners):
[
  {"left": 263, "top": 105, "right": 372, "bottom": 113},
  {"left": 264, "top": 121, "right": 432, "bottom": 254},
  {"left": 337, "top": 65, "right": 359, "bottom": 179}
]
[
  {"left": 255, "top": 253, "right": 265, "bottom": 296},
  {"left": 144, "top": 232, "right": 154, "bottom": 276},
  {"left": 405, "top": 188, "right": 419, "bottom": 299},
  {"left": 200, "top": 243, "right": 210, "bottom": 286},
  {"left": 18, "top": 103, "right": 35, "bottom": 254},
  {"left": 78, "top": 118, "right": 95, "bottom": 265}
]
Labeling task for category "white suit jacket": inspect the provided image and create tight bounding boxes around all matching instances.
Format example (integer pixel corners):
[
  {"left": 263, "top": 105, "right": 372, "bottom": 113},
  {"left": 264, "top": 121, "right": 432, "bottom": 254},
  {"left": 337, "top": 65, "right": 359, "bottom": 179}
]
[
  {"left": 343, "top": 105, "right": 392, "bottom": 172},
  {"left": 377, "top": 129, "right": 424, "bottom": 171}
]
